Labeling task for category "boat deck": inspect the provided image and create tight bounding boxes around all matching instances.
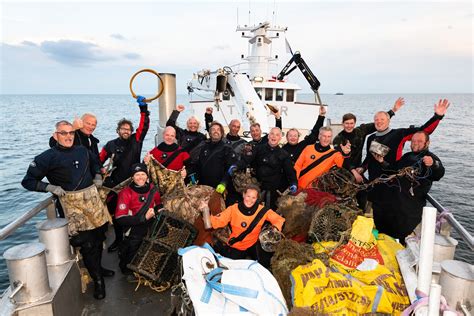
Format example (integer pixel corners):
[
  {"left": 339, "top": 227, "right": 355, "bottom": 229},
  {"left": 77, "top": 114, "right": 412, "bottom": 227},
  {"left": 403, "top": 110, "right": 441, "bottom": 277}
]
[{"left": 81, "top": 230, "right": 172, "bottom": 316}]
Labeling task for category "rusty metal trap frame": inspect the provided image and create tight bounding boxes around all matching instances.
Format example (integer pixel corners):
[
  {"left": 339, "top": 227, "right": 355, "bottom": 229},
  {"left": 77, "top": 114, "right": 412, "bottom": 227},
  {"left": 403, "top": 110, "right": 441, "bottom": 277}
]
[{"left": 127, "top": 210, "right": 198, "bottom": 285}]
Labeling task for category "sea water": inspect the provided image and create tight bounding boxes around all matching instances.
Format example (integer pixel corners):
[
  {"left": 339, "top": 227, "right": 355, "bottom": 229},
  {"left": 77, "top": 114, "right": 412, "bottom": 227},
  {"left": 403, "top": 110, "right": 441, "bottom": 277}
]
[{"left": 0, "top": 93, "right": 472, "bottom": 291}]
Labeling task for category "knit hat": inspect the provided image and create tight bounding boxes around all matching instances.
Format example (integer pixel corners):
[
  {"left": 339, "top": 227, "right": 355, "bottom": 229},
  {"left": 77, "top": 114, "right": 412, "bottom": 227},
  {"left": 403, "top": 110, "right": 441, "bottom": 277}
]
[{"left": 131, "top": 163, "right": 148, "bottom": 176}]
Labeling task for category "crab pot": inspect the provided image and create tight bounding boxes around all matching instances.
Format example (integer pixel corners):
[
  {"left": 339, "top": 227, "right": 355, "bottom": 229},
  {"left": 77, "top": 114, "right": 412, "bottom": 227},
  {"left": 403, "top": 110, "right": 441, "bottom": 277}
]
[
  {"left": 38, "top": 218, "right": 72, "bottom": 266},
  {"left": 3, "top": 243, "right": 51, "bottom": 305},
  {"left": 439, "top": 260, "right": 474, "bottom": 312}
]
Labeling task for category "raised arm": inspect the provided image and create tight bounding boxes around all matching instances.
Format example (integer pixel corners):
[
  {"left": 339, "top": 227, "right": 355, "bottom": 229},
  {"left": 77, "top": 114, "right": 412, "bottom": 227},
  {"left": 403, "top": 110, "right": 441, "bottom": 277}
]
[{"left": 135, "top": 96, "right": 150, "bottom": 143}]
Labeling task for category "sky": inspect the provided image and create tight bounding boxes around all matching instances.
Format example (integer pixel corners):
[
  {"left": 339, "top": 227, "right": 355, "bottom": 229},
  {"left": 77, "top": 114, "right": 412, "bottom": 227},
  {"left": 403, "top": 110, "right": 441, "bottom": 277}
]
[{"left": 0, "top": 0, "right": 472, "bottom": 94}]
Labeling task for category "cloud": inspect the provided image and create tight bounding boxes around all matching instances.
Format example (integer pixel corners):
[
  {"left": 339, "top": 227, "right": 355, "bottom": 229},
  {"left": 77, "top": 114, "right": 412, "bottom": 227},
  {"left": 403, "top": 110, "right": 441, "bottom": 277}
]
[
  {"left": 39, "top": 39, "right": 112, "bottom": 66},
  {"left": 110, "top": 33, "right": 126, "bottom": 40},
  {"left": 123, "top": 52, "right": 141, "bottom": 60},
  {"left": 21, "top": 40, "right": 38, "bottom": 47},
  {"left": 211, "top": 44, "right": 231, "bottom": 51}
]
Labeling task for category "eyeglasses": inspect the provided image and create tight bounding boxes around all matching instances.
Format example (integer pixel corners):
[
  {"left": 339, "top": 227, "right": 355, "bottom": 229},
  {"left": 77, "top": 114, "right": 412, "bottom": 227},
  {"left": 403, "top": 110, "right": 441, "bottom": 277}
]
[
  {"left": 119, "top": 128, "right": 131, "bottom": 132},
  {"left": 56, "top": 131, "right": 75, "bottom": 136}
]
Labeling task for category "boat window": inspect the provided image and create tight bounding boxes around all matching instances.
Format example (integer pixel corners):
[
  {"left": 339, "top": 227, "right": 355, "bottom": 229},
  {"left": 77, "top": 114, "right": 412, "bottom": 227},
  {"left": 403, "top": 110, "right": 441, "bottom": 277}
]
[
  {"left": 276, "top": 89, "right": 284, "bottom": 101},
  {"left": 286, "top": 89, "right": 294, "bottom": 102},
  {"left": 265, "top": 89, "right": 273, "bottom": 101},
  {"left": 255, "top": 88, "right": 262, "bottom": 99}
]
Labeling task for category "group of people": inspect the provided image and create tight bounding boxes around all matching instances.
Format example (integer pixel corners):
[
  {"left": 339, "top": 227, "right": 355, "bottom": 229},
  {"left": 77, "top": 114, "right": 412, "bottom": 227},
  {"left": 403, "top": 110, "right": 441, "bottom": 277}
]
[{"left": 21, "top": 95, "right": 450, "bottom": 300}]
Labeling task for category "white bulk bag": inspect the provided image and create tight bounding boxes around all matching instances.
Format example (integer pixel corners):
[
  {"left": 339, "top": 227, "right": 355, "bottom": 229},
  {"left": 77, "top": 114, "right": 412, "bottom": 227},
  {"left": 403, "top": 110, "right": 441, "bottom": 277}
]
[{"left": 178, "top": 243, "right": 288, "bottom": 316}]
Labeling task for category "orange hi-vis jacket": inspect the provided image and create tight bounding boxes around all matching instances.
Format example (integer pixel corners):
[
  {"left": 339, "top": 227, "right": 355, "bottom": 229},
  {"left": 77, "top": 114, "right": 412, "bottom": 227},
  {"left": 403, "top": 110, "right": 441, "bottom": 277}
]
[
  {"left": 294, "top": 145, "right": 347, "bottom": 189},
  {"left": 211, "top": 203, "right": 285, "bottom": 251}
]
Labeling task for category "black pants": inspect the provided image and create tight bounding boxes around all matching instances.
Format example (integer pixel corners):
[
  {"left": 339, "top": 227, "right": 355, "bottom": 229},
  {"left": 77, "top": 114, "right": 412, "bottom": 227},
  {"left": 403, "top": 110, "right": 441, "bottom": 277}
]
[
  {"left": 262, "top": 190, "right": 279, "bottom": 211},
  {"left": 118, "top": 235, "right": 144, "bottom": 271},
  {"left": 214, "top": 240, "right": 273, "bottom": 270},
  {"left": 106, "top": 192, "right": 123, "bottom": 243},
  {"left": 70, "top": 224, "right": 107, "bottom": 280}
]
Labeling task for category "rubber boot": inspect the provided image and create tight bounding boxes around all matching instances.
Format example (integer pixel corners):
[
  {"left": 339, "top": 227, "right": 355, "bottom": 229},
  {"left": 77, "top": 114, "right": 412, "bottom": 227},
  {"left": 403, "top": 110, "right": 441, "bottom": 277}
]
[{"left": 81, "top": 241, "right": 106, "bottom": 300}]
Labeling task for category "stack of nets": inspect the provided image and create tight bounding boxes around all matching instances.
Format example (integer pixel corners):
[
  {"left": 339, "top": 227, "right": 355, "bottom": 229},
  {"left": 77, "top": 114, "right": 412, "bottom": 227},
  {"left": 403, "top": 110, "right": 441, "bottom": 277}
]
[
  {"left": 128, "top": 210, "right": 197, "bottom": 291},
  {"left": 146, "top": 156, "right": 186, "bottom": 196},
  {"left": 232, "top": 169, "right": 260, "bottom": 193},
  {"left": 271, "top": 239, "right": 320, "bottom": 306},
  {"left": 163, "top": 185, "right": 222, "bottom": 224},
  {"left": 312, "top": 167, "right": 358, "bottom": 198},
  {"left": 307, "top": 202, "right": 361, "bottom": 246},
  {"left": 277, "top": 192, "right": 311, "bottom": 238}
]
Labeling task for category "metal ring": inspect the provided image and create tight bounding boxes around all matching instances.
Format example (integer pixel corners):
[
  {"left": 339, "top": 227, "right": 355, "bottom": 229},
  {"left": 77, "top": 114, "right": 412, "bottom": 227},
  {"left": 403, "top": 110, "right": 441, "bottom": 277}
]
[{"left": 129, "top": 68, "right": 164, "bottom": 103}]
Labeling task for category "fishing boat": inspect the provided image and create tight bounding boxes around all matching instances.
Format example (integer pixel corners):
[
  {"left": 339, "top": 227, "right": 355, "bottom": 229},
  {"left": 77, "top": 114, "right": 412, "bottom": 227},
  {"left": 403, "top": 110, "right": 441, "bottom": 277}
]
[{"left": 0, "top": 21, "right": 473, "bottom": 316}]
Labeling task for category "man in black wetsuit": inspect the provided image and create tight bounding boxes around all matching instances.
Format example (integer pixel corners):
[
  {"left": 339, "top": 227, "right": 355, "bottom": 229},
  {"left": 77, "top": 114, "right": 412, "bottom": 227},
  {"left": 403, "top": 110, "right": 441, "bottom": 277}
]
[
  {"left": 166, "top": 104, "right": 207, "bottom": 157},
  {"left": 187, "top": 121, "right": 238, "bottom": 204},
  {"left": 333, "top": 97, "right": 405, "bottom": 182},
  {"left": 233, "top": 127, "right": 297, "bottom": 209},
  {"left": 282, "top": 105, "right": 326, "bottom": 163},
  {"left": 204, "top": 107, "right": 247, "bottom": 156},
  {"left": 99, "top": 96, "right": 150, "bottom": 252},
  {"left": 355, "top": 99, "right": 450, "bottom": 237},
  {"left": 22, "top": 120, "right": 113, "bottom": 300},
  {"left": 333, "top": 98, "right": 405, "bottom": 210},
  {"left": 373, "top": 131, "right": 445, "bottom": 242},
  {"left": 248, "top": 109, "right": 282, "bottom": 147}
]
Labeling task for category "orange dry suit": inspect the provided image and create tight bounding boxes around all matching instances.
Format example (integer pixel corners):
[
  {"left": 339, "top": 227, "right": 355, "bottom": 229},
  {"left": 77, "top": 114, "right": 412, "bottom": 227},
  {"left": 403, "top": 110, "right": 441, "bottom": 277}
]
[
  {"left": 294, "top": 142, "right": 349, "bottom": 189},
  {"left": 210, "top": 202, "right": 285, "bottom": 251}
]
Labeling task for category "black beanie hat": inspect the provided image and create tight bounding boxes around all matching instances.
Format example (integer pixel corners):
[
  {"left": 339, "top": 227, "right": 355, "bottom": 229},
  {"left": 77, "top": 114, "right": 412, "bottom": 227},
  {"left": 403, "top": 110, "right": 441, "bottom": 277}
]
[{"left": 131, "top": 163, "right": 148, "bottom": 177}]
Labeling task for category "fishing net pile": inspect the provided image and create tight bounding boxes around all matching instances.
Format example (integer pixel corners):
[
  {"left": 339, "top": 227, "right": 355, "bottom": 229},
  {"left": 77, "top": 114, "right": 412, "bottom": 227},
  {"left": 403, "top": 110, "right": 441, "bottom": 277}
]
[
  {"left": 146, "top": 156, "right": 186, "bottom": 196},
  {"left": 271, "top": 239, "right": 320, "bottom": 305},
  {"left": 231, "top": 169, "right": 260, "bottom": 193},
  {"left": 312, "top": 166, "right": 357, "bottom": 198}
]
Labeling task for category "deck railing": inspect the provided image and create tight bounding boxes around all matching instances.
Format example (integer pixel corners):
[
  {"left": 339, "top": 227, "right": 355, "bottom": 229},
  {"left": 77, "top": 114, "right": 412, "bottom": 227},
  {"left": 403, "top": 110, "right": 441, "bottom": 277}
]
[{"left": 0, "top": 196, "right": 56, "bottom": 241}]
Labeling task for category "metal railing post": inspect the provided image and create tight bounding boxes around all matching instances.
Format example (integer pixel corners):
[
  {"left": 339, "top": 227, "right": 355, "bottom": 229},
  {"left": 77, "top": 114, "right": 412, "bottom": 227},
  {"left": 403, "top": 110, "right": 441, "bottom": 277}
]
[{"left": 46, "top": 202, "right": 56, "bottom": 219}]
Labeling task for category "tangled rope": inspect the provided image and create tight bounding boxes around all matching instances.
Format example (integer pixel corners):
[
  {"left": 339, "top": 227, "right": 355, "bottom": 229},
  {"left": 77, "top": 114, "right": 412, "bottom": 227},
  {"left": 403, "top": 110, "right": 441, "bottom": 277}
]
[{"left": 133, "top": 272, "right": 171, "bottom": 292}]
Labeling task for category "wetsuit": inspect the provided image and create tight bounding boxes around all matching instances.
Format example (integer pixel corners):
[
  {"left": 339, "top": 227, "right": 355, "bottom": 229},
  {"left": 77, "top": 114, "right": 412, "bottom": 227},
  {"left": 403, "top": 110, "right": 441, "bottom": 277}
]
[
  {"left": 22, "top": 144, "right": 106, "bottom": 285},
  {"left": 294, "top": 142, "right": 350, "bottom": 189},
  {"left": 99, "top": 105, "right": 150, "bottom": 247},
  {"left": 166, "top": 110, "right": 207, "bottom": 154},
  {"left": 282, "top": 115, "right": 325, "bottom": 163},
  {"left": 115, "top": 182, "right": 162, "bottom": 272},
  {"left": 211, "top": 202, "right": 285, "bottom": 268},
  {"left": 362, "top": 112, "right": 444, "bottom": 236},
  {"left": 237, "top": 143, "right": 297, "bottom": 209},
  {"left": 148, "top": 142, "right": 190, "bottom": 171},
  {"left": 188, "top": 139, "right": 237, "bottom": 188},
  {"left": 380, "top": 150, "right": 444, "bottom": 242},
  {"left": 333, "top": 110, "right": 395, "bottom": 170}
]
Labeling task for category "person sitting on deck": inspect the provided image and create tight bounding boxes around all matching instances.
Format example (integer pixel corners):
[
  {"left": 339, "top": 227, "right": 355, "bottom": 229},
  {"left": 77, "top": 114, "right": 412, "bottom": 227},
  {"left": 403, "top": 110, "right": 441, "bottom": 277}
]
[
  {"left": 294, "top": 126, "right": 351, "bottom": 190},
  {"left": 282, "top": 105, "right": 327, "bottom": 163},
  {"left": 372, "top": 131, "right": 445, "bottom": 243},
  {"left": 144, "top": 126, "right": 189, "bottom": 178},
  {"left": 211, "top": 184, "right": 285, "bottom": 269},
  {"left": 166, "top": 104, "right": 207, "bottom": 157},
  {"left": 115, "top": 163, "right": 163, "bottom": 275}
]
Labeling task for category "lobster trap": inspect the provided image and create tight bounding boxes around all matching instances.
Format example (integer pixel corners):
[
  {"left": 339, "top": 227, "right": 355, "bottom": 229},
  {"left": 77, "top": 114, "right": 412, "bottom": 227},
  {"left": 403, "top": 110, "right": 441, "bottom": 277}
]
[{"left": 128, "top": 211, "right": 197, "bottom": 290}]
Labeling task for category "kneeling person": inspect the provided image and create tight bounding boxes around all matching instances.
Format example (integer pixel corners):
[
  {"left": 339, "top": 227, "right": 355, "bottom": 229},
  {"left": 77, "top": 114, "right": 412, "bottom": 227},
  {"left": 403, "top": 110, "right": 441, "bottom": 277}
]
[
  {"left": 211, "top": 184, "right": 285, "bottom": 269},
  {"left": 115, "top": 163, "right": 163, "bottom": 274}
]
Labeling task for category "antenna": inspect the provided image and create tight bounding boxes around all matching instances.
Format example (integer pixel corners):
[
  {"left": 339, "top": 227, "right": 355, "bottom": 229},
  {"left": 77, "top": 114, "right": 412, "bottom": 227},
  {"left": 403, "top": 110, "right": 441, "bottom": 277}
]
[
  {"left": 272, "top": 0, "right": 277, "bottom": 25},
  {"left": 248, "top": 0, "right": 251, "bottom": 25},
  {"left": 236, "top": 6, "right": 239, "bottom": 26}
]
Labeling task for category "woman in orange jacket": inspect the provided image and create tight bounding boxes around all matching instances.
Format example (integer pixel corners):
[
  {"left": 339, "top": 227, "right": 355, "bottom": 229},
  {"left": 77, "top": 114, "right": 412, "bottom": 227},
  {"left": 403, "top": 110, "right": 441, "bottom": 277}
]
[{"left": 211, "top": 184, "right": 285, "bottom": 269}]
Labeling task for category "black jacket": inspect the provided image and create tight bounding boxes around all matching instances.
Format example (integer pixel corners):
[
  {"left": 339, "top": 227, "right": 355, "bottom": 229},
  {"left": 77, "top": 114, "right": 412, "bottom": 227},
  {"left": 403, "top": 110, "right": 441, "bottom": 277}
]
[
  {"left": 100, "top": 110, "right": 150, "bottom": 187},
  {"left": 333, "top": 110, "right": 395, "bottom": 170},
  {"left": 166, "top": 110, "right": 207, "bottom": 152},
  {"left": 282, "top": 115, "right": 325, "bottom": 163},
  {"left": 189, "top": 139, "right": 238, "bottom": 188},
  {"left": 238, "top": 143, "right": 296, "bottom": 191},
  {"left": 22, "top": 145, "right": 100, "bottom": 192}
]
